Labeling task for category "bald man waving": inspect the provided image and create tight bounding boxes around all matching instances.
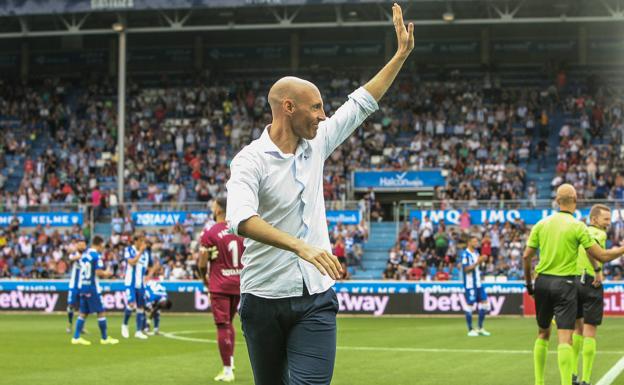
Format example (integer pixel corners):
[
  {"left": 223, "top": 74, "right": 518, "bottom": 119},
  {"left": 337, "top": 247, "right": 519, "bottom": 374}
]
[
  {"left": 523, "top": 184, "right": 624, "bottom": 385},
  {"left": 225, "top": 4, "right": 413, "bottom": 385}
]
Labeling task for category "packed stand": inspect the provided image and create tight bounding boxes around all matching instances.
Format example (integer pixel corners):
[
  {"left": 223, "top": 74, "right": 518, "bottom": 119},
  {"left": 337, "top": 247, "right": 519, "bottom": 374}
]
[
  {"left": 0, "top": 76, "right": 342, "bottom": 210},
  {"left": 0, "top": 212, "right": 366, "bottom": 281},
  {"left": 0, "top": 69, "right": 568, "bottom": 212},
  {"left": 323, "top": 70, "right": 563, "bottom": 203},
  {"left": 552, "top": 89, "right": 624, "bottom": 199},
  {"left": 382, "top": 216, "right": 624, "bottom": 282},
  {"left": 329, "top": 220, "right": 370, "bottom": 280},
  {"left": 0, "top": 211, "right": 206, "bottom": 280}
]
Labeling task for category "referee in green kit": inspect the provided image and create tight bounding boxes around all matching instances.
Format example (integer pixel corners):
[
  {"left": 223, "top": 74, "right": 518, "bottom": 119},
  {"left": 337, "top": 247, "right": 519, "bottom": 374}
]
[
  {"left": 572, "top": 204, "right": 611, "bottom": 385},
  {"left": 522, "top": 184, "right": 624, "bottom": 385}
]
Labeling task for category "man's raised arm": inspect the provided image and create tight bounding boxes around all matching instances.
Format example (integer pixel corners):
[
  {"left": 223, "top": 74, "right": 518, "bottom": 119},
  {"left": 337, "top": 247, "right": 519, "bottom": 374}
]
[
  {"left": 363, "top": 3, "right": 414, "bottom": 102},
  {"left": 586, "top": 243, "right": 624, "bottom": 263},
  {"left": 320, "top": 3, "right": 414, "bottom": 158}
]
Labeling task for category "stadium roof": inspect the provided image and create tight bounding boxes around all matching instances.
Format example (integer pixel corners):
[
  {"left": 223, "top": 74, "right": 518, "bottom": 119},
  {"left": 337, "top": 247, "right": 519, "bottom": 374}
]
[{"left": 0, "top": 0, "right": 622, "bottom": 38}]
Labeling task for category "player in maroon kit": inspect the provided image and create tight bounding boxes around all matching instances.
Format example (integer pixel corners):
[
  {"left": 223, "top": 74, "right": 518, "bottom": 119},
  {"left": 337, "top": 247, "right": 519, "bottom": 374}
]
[{"left": 198, "top": 197, "right": 244, "bottom": 383}]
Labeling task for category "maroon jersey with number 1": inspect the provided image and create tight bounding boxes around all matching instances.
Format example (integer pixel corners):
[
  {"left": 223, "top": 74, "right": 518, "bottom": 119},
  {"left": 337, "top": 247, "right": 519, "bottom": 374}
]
[{"left": 200, "top": 221, "right": 244, "bottom": 295}]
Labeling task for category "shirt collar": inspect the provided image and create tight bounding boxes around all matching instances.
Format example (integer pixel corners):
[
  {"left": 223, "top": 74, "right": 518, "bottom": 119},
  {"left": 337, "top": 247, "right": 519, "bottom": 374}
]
[
  {"left": 259, "top": 125, "right": 311, "bottom": 159},
  {"left": 588, "top": 224, "right": 605, "bottom": 232}
]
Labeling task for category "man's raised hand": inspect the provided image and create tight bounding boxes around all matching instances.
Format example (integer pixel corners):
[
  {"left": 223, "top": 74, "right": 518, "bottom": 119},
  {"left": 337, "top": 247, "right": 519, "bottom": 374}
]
[{"left": 393, "top": 3, "right": 414, "bottom": 60}]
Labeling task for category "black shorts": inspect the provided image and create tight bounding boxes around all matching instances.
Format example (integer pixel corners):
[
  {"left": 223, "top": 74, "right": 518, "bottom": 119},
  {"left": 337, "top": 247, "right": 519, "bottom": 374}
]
[
  {"left": 534, "top": 274, "right": 578, "bottom": 330},
  {"left": 576, "top": 275, "right": 604, "bottom": 326}
]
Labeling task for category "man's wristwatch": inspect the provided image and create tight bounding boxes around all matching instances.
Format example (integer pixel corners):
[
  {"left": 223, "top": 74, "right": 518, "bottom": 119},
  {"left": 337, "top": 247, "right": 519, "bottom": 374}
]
[{"left": 594, "top": 266, "right": 602, "bottom": 273}]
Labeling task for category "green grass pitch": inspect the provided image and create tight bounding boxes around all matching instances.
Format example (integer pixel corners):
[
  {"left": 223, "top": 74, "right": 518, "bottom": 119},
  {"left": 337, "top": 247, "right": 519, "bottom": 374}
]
[{"left": 1, "top": 314, "right": 623, "bottom": 385}]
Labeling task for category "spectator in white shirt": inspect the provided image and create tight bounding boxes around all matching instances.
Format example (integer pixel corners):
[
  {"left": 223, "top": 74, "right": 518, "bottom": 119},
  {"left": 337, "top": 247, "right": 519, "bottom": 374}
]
[{"left": 419, "top": 216, "right": 434, "bottom": 239}]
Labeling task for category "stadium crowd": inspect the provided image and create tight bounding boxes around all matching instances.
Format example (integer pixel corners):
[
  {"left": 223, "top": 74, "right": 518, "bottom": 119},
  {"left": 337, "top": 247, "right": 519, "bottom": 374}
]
[
  {"left": 383, "top": 215, "right": 624, "bottom": 281},
  {"left": 329, "top": 220, "right": 369, "bottom": 280},
  {"left": 0, "top": 70, "right": 573, "bottom": 210},
  {"left": 0, "top": 218, "right": 202, "bottom": 280},
  {"left": 317, "top": 73, "right": 546, "bottom": 202},
  {"left": 0, "top": 207, "right": 374, "bottom": 280},
  {"left": 3, "top": 70, "right": 624, "bottom": 210},
  {"left": 2, "top": 69, "right": 624, "bottom": 280},
  {"left": 549, "top": 86, "right": 624, "bottom": 199}
]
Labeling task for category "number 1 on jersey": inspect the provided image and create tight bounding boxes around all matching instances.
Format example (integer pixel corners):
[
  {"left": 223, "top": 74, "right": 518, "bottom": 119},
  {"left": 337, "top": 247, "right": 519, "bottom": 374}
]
[{"left": 228, "top": 240, "right": 239, "bottom": 267}]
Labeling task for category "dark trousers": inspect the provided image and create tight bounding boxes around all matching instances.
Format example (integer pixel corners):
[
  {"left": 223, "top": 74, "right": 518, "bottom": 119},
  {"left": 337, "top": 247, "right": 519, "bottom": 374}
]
[{"left": 239, "top": 287, "right": 339, "bottom": 385}]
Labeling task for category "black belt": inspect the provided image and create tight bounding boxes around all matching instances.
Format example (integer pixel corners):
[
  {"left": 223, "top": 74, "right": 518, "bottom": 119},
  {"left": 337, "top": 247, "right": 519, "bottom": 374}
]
[{"left": 537, "top": 273, "right": 577, "bottom": 280}]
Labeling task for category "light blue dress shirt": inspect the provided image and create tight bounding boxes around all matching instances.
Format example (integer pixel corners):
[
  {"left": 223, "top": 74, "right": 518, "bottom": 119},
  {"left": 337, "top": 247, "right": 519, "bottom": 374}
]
[{"left": 226, "top": 87, "right": 378, "bottom": 298}]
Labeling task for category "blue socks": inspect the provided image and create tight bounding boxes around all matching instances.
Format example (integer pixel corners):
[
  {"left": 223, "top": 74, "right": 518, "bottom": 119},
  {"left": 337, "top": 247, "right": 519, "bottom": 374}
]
[
  {"left": 136, "top": 310, "right": 145, "bottom": 333},
  {"left": 124, "top": 307, "right": 146, "bottom": 333},
  {"left": 478, "top": 308, "right": 486, "bottom": 329},
  {"left": 466, "top": 307, "right": 487, "bottom": 331},
  {"left": 74, "top": 317, "right": 85, "bottom": 339},
  {"left": 98, "top": 317, "right": 108, "bottom": 340},
  {"left": 67, "top": 307, "right": 74, "bottom": 326},
  {"left": 123, "top": 308, "right": 133, "bottom": 325},
  {"left": 465, "top": 311, "right": 473, "bottom": 330},
  {"left": 154, "top": 312, "right": 160, "bottom": 330},
  {"left": 73, "top": 316, "right": 109, "bottom": 340}
]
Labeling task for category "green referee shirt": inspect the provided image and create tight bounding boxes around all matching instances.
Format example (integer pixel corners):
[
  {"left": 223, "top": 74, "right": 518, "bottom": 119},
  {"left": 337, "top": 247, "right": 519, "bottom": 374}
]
[
  {"left": 527, "top": 211, "right": 596, "bottom": 276},
  {"left": 577, "top": 225, "right": 607, "bottom": 277}
]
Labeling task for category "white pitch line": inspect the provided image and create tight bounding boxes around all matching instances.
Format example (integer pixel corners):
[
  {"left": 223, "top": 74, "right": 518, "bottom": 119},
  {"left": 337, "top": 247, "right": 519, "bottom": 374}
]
[
  {"left": 160, "top": 333, "right": 216, "bottom": 344},
  {"left": 160, "top": 331, "right": 624, "bottom": 356},
  {"left": 164, "top": 330, "right": 214, "bottom": 335},
  {"left": 596, "top": 356, "right": 624, "bottom": 385},
  {"left": 160, "top": 330, "right": 217, "bottom": 343}
]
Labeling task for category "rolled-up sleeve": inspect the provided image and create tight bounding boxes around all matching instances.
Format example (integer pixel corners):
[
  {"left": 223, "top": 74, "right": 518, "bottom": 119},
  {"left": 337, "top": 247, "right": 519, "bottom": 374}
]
[
  {"left": 320, "top": 86, "right": 379, "bottom": 159},
  {"left": 226, "top": 151, "right": 261, "bottom": 236},
  {"left": 578, "top": 224, "right": 597, "bottom": 250}
]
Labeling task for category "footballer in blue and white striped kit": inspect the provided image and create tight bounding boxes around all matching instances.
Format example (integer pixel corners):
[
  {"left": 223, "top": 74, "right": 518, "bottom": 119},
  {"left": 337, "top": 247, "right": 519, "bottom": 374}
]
[
  {"left": 121, "top": 235, "right": 151, "bottom": 339},
  {"left": 66, "top": 239, "right": 86, "bottom": 333},
  {"left": 461, "top": 236, "right": 491, "bottom": 337},
  {"left": 71, "top": 236, "right": 118, "bottom": 346},
  {"left": 142, "top": 280, "right": 172, "bottom": 335}
]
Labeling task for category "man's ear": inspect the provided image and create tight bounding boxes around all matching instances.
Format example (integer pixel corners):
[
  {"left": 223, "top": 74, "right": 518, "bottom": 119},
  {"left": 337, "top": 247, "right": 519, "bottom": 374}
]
[{"left": 283, "top": 99, "right": 295, "bottom": 115}]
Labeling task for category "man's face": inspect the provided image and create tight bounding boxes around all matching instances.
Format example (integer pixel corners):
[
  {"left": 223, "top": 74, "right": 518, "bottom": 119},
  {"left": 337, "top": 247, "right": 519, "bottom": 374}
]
[
  {"left": 470, "top": 238, "right": 479, "bottom": 249},
  {"left": 289, "top": 87, "right": 326, "bottom": 140},
  {"left": 595, "top": 210, "right": 611, "bottom": 230}
]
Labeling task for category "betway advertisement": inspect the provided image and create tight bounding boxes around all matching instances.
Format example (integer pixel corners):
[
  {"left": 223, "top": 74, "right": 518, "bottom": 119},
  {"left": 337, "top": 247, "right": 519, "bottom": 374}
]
[
  {"left": 334, "top": 282, "right": 524, "bottom": 316},
  {"left": 0, "top": 280, "right": 208, "bottom": 312},
  {"left": 0, "top": 290, "right": 210, "bottom": 313},
  {"left": 1, "top": 281, "right": 623, "bottom": 316}
]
